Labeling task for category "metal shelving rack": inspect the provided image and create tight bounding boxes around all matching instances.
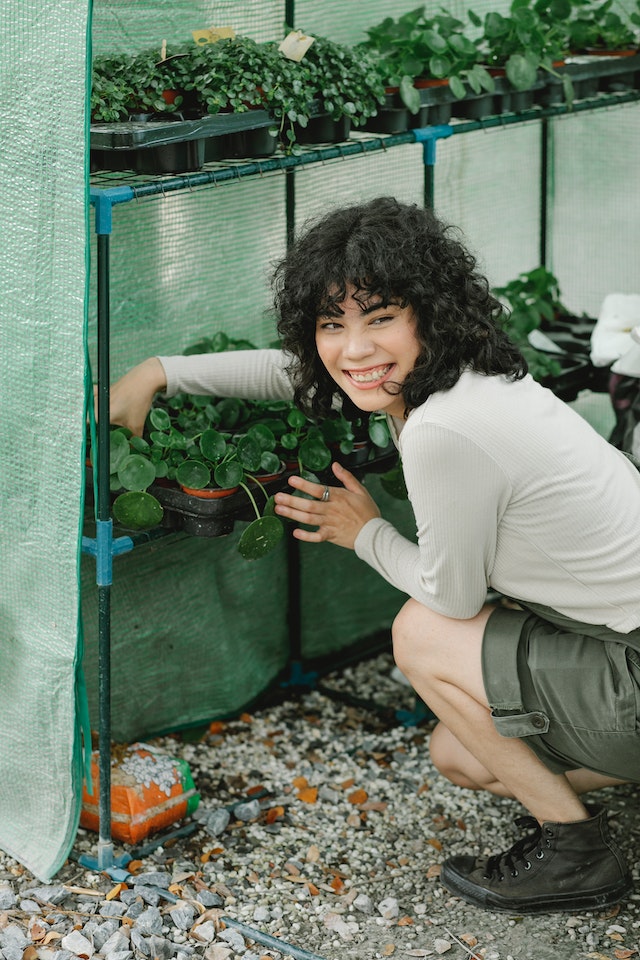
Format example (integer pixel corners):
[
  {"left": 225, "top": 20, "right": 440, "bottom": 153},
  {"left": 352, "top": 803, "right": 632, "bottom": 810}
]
[{"left": 82, "top": 87, "right": 640, "bottom": 878}]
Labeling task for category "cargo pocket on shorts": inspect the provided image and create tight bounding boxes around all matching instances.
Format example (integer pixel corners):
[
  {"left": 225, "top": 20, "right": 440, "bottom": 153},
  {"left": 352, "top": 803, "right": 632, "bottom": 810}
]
[{"left": 606, "top": 642, "right": 640, "bottom": 732}]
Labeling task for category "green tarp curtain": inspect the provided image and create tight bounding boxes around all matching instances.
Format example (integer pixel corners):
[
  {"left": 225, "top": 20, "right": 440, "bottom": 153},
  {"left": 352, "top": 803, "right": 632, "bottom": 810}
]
[{"left": 0, "top": 0, "right": 91, "bottom": 879}]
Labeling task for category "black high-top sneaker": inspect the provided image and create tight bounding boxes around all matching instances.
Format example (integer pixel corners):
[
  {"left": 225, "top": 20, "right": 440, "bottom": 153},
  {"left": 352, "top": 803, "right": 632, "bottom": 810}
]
[{"left": 440, "top": 805, "right": 632, "bottom": 913}]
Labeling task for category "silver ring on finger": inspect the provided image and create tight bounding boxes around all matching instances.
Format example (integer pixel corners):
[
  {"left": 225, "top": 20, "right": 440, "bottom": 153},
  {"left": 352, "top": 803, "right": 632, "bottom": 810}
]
[{"left": 321, "top": 485, "right": 330, "bottom": 502}]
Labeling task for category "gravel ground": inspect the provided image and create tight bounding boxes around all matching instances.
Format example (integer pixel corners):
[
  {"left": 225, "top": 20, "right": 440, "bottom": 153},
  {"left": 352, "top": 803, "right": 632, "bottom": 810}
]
[{"left": 1, "top": 651, "right": 639, "bottom": 960}]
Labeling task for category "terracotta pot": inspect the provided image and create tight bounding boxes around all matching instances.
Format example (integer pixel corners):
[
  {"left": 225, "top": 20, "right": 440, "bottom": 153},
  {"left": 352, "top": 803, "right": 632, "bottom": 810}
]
[
  {"left": 414, "top": 77, "right": 449, "bottom": 89},
  {"left": 248, "top": 463, "right": 286, "bottom": 484},
  {"left": 179, "top": 484, "right": 239, "bottom": 498}
]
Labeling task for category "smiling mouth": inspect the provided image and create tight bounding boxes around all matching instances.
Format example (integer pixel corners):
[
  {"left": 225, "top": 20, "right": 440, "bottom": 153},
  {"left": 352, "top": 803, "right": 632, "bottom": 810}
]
[{"left": 346, "top": 363, "right": 393, "bottom": 385}]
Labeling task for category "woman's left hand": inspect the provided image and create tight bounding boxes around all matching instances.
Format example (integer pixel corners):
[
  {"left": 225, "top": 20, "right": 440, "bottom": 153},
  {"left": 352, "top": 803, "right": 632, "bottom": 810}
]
[{"left": 274, "top": 461, "right": 381, "bottom": 550}]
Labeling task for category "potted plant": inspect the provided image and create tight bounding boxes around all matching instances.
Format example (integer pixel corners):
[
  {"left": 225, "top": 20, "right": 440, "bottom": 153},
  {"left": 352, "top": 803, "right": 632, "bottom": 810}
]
[
  {"left": 90, "top": 55, "right": 138, "bottom": 123},
  {"left": 566, "top": 0, "right": 638, "bottom": 52},
  {"left": 565, "top": 0, "right": 640, "bottom": 92},
  {"left": 358, "top": 7, "right": 495, "bottom": 125},
  {"left": 185, "top": 36, "right": 315, "bottom": 155},
  {"left": 493, "top": 266, "right": 593, "bottom": 384},
  {"left": 478, "top": 0, "right": 574, "bottom": 108},
  {"left": 292, "top": 34, "right": 386, "bottom": 144},
  {"left": 101, "top": 397, "right": 285, "bottom": 559}
]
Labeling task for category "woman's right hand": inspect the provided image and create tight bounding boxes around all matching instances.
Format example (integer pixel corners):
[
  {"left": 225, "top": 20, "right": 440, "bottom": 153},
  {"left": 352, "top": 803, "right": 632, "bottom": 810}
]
[{"left": 94, "top": 357, "right": 167, "bottom": 437}]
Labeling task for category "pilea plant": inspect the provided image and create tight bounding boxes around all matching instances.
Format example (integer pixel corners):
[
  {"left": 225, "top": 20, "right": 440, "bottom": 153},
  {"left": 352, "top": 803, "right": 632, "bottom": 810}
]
[
  {"left": 108, "top": 398, "right": 286, "bottom": 559},
  {"left": 477, "top": 0, "right": 573, "bottom": 102},
  {"left": 358, "top": 6, "right": 494, "bottom": 111},
  {"left": 565, "top": 0, "right": 639, "bottom": 51},
  {"left": 494, "top": 266, "right": 570, "bottom": 381}
]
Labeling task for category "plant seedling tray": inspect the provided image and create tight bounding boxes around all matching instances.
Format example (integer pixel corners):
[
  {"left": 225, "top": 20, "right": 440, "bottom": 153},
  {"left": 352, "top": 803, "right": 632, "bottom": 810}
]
[
  {"left": 539, "top": 53, "right": 640, "bottom": 103},
  {"left": 90, "top": 110, "right": 276, "bottom": 150},
  {"left": 90, "top": 111, "right": 278, "bottom": 174}
]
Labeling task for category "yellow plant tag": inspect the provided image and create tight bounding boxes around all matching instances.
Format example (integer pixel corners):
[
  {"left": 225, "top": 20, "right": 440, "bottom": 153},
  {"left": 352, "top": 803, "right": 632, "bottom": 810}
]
[
  {"left": 279, "top": 30, "right": 315, "bottom": 62},
  {"left": 192, "top": 26, "right": 236, "bottom": 46}
]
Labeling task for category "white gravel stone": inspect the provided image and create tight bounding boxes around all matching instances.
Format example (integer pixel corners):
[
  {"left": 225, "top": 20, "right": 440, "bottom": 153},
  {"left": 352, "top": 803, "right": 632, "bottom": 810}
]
[
  {"left": 0, "top": 651, "right": 637, "bottom": 960},
  {"left": 377, "top": 896, "right": 399, "bottom": 919},
  {"left": 62, "top": 930, "right": 95, "bottom": 957}
]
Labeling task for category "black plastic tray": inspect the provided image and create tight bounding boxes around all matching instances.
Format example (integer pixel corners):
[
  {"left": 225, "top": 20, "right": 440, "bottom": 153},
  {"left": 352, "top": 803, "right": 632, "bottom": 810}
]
[{"left": 90, "top": 110, "right": 276, "bottom": 150}]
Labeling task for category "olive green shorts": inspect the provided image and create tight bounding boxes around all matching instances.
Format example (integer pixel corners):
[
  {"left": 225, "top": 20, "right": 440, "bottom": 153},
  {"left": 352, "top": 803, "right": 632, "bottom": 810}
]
[{"left": 482, "top": 602, "right": 640, "bottom": 782}]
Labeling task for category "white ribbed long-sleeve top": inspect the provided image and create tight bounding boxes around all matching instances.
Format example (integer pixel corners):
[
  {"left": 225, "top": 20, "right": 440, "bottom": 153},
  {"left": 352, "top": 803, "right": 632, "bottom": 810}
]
[{"left": 159, "top": 350, "right": 640, "bottom": 633}]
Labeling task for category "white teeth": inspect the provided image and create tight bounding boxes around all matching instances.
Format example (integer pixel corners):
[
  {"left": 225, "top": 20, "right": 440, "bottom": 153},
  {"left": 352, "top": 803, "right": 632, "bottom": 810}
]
[{"left": 349, "top": 365, "right": 391, "bottom": 383}]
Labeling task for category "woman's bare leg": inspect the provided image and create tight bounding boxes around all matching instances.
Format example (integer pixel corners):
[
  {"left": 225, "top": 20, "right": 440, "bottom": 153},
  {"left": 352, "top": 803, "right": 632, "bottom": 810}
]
[
  {"left": 429, "top": 720, "right": 628, "bottom": 797},
  {"left": 392, "top": 599, "right": 589, "bottom": 823}
]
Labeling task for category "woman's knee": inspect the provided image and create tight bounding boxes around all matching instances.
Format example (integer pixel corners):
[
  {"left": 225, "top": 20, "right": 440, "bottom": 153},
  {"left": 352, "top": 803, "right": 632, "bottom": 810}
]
[{"left": 391, "top": 598, "right": 440, "bottom": 676}]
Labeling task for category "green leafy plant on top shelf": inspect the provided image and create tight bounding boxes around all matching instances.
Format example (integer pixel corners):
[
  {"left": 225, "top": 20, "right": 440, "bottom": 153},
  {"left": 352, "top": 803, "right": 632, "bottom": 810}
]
[
  {"left": 477, "top": 0, "right": 573, "bottom": 102},
  {"left": 300, "top": 34, "right": 386, "bottom": 126},
  {"left": 565, "top": 0, "right": 639, "bottom": 51},
  {"left": 358, "top": 5, "right": 494, "bottom": 112},
  {"left": 91, "top": 54, "right": 138, "bottom": 122},
  {"left": 494, "top": 266, "right": 570, "bottom": 381},
  {"left": 91, "top": 48, "right": 193, "bottom": 121},
  {"left": 184, "top": 36, "right": 315, "bottom": 150}
]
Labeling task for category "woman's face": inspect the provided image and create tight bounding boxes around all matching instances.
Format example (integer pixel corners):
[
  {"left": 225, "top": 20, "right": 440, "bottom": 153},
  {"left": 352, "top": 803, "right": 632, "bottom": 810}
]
[{"left": 315, "top": 289, "right": 421, "bottom": 418}]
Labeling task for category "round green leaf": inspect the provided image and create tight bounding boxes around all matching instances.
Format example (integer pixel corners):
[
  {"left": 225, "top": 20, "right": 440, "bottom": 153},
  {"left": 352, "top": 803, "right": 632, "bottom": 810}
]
[
  {"left": 449, "top": 75, "right": 466, "bottom": 99},
  {"left": 236, "top": 434, "right": 263, "bottom": 471},
  {"left": 117, "top": 454, "right": 156, "bottom": 491},
  {"left": 506, "top": 53, "right": 537, "bottom": 91},
  {"left": 287, "top": 408, "right": 307, "bottom": 429},
  {"left": 176, "top": 459, "right": 211, "bottom": 489},
  {"left": 216, "top": 397, "right": 244, "bottom": 429},
  {"left": 214, "top": 460, "right": 244, "bottom": 489},
  {"left": 247, "top": 423, "right": 276, "bottom": 452},
  {"left": 200, "top": 428, "right": 227, "bottom": 462},
  {"left": 149, "top": 408, "right": 171, "bottom": 430},
  {"left": 369, "top": 419, "right": 391, "bottom": 448},
  {"left": 237, "top": 516, "right": 284, "bottom": 560},
  {"left": 299, "top": 437, "right": 332, "bottom": 472},
  {"left": 423, "top": 29, "right": 448, "bottom": 54},
  {"left": 399, "top": 75, "right": 421, "bottom": 114},
  {"left": 280, "top": 432, "right": 299, "bottom": 450},
  {"left": 113, "top": 491, "right": 164, "bottom": 530},
  {"left": 149, "top": 430, "right": 172, "bottom": 449},
  {"left": 109, "top": 430, "right": 130, "bottom": 474},
  {"left": 379, "top": 463, "right": 408, "bottom": 500},
  {"left": 129, "top": 435, "right": 150, "bottom": 455},
  {"left": 259, "top": 451, "right": 281, "bottom": 474}
]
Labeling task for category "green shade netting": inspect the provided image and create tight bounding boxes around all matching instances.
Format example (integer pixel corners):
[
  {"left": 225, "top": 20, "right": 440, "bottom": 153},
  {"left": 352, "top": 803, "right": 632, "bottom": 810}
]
[{"left": 0, "top": 2, "right": 91, "bottom": 879}]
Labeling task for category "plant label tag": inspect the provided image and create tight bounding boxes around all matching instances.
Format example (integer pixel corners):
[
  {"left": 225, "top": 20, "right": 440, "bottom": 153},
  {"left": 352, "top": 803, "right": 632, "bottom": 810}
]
[
  {"left": 279, "top": 30, "right": 315, "bottom": 62},
  {"left": 192, "top": 26, "right": 236, "bottom": 46}
]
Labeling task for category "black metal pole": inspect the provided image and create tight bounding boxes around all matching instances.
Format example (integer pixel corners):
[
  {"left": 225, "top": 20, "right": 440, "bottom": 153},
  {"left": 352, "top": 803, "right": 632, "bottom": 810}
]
[
  {"left": 540, "top": 118, "right": 550, "bottom": 267},
  {"left": 96, "top": 232, "right": 113, "bottom": 868},
  {"left": 285, "top": 0, "right": 295, "bottom": 29}
]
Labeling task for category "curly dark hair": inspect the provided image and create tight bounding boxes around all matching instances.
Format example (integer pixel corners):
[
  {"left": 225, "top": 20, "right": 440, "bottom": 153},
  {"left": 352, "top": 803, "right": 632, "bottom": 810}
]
[{"left": 273, "top": 197, "right": 526, "bottom": 418}]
